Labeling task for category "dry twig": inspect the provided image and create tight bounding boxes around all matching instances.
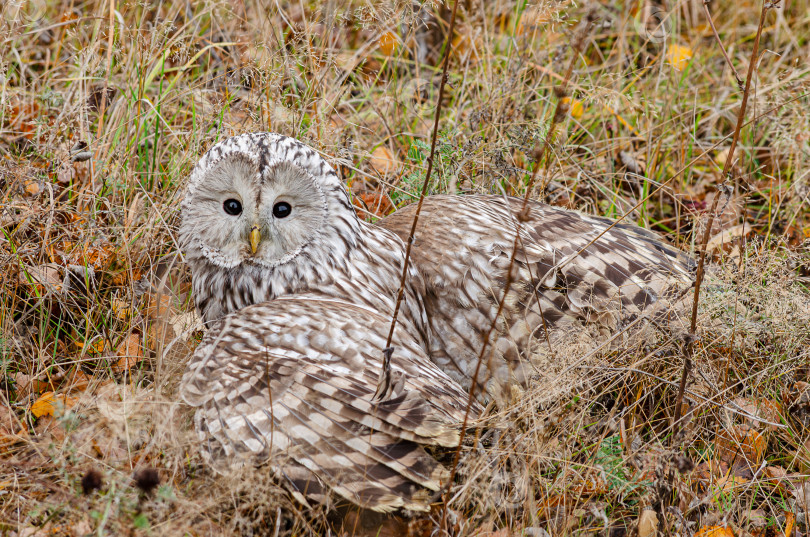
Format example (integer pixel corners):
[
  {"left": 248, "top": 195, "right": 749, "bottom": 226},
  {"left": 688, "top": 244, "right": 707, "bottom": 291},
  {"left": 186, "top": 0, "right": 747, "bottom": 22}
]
[{"left": 672, "top": 0, "right": 777, "bottom": 440}]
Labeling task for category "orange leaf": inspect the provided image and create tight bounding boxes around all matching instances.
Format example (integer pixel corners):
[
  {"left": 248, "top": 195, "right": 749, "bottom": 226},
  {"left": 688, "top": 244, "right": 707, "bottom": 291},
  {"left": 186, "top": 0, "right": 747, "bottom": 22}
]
[
  {"left": 783, "top": 512, "right": 795, "bottom": 537},
  {"left": 353, "top": 191, "right": 393, "bottom": 219},
  {"left": 695, "top": 526, "right": 735, "bottom": 537},
  {"left": 113, "top": 333, "right": 143, "bottom": 374},
  {"left": 715, "top": 424, "right": 767, "bottom": 467},
  {"left": 369, "top": 146, "right": 399, "bottom": 177},
  {"left": 30, "top": 392, "right": 75, "bottom": 418},
  {"left": 379, "top": 32, "right": 398, "bottom": 56}
]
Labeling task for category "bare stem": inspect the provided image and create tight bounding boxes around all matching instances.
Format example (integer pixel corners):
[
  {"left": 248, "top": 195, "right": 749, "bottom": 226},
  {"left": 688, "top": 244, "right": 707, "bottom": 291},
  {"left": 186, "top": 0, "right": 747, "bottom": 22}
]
[
  {"left": 439, "top": 12, "right": 595, "bottom": 530},
  {"left": 672, "top": 0, "right": 773, "bottom": 441},
  {"left": 380, "top": 0, "right": 461, "bottom": 370}
]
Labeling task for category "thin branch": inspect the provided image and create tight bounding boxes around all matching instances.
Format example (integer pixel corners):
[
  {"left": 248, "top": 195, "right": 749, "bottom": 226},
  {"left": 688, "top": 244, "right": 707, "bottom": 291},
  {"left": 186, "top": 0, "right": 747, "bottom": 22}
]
[
  {"left": 702, "top": 0, "right": 745, "bottom": 90},
  {"left": 376, "top": 0, "right": 462, "bottom": 399},
  {"left": 672, "top": 0, "right": 776, "bottom": 441},
  {"left": 440, "top": 12, "right": 596, "bottom": 530}
]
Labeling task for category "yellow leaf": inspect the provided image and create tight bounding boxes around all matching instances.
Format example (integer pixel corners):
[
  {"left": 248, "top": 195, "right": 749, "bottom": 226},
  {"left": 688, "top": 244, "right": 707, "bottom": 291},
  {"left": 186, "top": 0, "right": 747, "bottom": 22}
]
[
  {"left": 30, "top": 392, "right": 74, "bottom": 418},
  {"left": 562, "top": 97, "right": 584, "bottom": 119},
  {"left": 379, "top": 32, "right": 397, "bottom": 56},
  {"left": 110, "top": 298, "right": 132, "bottom": 321},
  {"left": 667, "top": 44, "right": 693, "bottom": 70}
]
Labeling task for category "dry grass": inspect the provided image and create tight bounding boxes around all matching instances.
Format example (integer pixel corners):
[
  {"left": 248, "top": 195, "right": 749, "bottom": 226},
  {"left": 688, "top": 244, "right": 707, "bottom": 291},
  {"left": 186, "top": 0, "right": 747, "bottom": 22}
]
[{"left": 1, "top": 0, "right": 809, "bottom": 535}]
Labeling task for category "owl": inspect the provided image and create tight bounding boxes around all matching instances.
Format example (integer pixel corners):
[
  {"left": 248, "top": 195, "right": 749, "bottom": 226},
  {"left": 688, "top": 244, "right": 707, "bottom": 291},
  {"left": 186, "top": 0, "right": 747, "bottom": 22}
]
[
  {"left": 178, "top": 132, "right": 430, "bottom": 347},
  {"left": 180, "top": 133, "right": 694, "bottom": 403},
  {"left": 180, "top": 296, "right": 481, "bottom": 512}
]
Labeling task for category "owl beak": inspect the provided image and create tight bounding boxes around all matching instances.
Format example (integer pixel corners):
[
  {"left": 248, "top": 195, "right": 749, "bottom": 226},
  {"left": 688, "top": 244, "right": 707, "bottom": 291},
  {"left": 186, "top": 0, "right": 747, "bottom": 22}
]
[{"left": 249, "top": 226, "right": 261, "bottom": 254}]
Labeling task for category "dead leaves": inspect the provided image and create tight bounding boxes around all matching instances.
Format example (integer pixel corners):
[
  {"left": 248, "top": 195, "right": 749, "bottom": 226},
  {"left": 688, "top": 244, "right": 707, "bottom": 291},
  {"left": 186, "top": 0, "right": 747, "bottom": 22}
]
[
  {"left": 637, "top": 509, "right": 659, "bottom": 537},
  {"left": 694, "top": 526, "right": 734, "bottom": 537},
  {"left": 30, "top": 391, "right": 76, "bottom": 418},
  {"left": 369, "top": 146, "right": 400, "bottom": 177},
  {"left": 112, "top": 333, "right": 143, "bottom": 375},
  {"left": 714, "top": 424, "right": 767, "bottom": 469}
]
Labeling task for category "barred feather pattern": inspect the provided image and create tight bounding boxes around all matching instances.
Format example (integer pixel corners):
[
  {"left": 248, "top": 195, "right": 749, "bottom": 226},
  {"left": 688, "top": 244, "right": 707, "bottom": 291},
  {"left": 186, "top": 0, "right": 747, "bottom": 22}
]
[
  {"left": 180, "top": 297, "right": 481, "bottom": 512},
  {"left": 179, "top": 133, "right": 430, "bottom": 347},
  {"left": 379, "top": 195, "right": 696, "bottom": 402}
]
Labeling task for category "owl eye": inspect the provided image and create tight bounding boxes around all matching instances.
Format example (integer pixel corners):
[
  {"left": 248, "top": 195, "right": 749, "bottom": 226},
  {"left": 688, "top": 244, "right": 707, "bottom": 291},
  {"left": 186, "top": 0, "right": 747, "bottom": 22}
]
[
  {"left": 223, "top": 199, "right": 242, "bottom": 216},
  {"left": 273, "top": 201, "right": 292, "bottom": 219}
]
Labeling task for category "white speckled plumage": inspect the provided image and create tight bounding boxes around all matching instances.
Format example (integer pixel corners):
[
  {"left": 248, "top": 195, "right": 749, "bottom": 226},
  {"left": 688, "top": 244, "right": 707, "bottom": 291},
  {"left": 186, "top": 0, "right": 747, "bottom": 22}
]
[
  {"left": 179, "top": 132, "right": 696, "bottom": 510},
  {"left": 180, "top": 297, "right": 481, "bottom": 512}
]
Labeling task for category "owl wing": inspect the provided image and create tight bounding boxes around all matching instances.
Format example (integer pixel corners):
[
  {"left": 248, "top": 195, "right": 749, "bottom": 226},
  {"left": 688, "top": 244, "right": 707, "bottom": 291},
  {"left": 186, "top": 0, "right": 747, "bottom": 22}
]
[
  {"left": 378, "top": 195, "right": 694, "bottom": 398},
  {"left": 380, "top": 194, "right": 694, "bottom": 329},
  {"left": 181, "top": 297, "right": 480, "bottom": 513}
]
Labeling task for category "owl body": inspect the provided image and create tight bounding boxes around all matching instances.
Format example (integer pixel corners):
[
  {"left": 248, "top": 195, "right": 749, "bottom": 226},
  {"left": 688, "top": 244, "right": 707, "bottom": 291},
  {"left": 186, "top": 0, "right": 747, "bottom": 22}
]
[
  {"left": 180, "top": 297, "right": 481, "bottom": 512},
  {"left": 379, "top": 195, "right": 695, "bottom": 401},
  {"left": 180, "top": 131, "right": 694, "bottom": 406},
  {"left": 179, "top": 133, "right": 430, "bottom": 347}
]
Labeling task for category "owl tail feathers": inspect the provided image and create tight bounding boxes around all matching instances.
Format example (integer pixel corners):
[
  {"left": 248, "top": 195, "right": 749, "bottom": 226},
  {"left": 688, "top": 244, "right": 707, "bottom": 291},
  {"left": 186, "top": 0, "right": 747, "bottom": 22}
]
[{"left": 278, "top": 451, "right": 447, "bottom": 513}]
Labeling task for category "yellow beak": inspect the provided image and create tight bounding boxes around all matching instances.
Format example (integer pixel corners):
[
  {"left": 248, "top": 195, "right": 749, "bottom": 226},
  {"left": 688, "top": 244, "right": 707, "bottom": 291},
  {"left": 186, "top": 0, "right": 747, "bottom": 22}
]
[{"left": 249, "top": 226, "right": 261, "bottom": 254}]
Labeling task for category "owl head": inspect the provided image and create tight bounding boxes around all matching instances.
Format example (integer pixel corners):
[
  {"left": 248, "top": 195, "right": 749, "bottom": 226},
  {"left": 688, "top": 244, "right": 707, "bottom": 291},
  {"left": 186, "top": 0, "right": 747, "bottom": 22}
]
[{"left": 179, "top": 133, "right": 360, "bottom": 269}]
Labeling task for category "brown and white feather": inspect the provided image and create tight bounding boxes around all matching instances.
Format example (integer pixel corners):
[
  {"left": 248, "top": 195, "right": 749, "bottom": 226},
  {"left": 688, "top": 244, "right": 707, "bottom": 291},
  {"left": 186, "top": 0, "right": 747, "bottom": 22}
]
[
  {"left": 379, "top": 195, "right": 695, "bottom": 401},
  {"left": 181, "top": 297, "right": 481, "bottom": 512}
]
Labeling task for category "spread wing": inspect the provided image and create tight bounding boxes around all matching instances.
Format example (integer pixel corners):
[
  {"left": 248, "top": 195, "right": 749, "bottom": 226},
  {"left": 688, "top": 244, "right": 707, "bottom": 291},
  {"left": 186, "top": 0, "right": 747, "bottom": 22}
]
[
  {"left": 181, "top": 297, "right": 480, "bottom": 512},
  {"left": 378, "top": 195, "right": 695, "bottom": 398},
  {"left": 380, "top": 194, "right": 694, "bottom": 330}
]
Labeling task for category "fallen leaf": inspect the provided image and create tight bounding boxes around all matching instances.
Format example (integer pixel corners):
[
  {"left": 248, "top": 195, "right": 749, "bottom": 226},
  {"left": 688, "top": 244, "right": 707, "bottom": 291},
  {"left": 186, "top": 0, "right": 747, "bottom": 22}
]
[
  {"left": 75, "top": 338, "right": 106, "bottom": 355},
  {"left": 742, "top": 509, "right": 768, "bottom": 529},
  {"left": 33, "top": 414, "right": 67, "bottom": 443},
  {"left": 353, "top": 190, "right": 393, "bottom": 219},
  {"left": 21, "top": 263, "right": 62, "bottom": 295},
  {"left": 783, "top": 512, "right": 795, "bottom": 537},
  {"left": 733, "top": 398, "right": 783, "bottom": 431},
  {"left": 63, "top": 367, "right": 91, "bottom": 394},
  {"left": 110, "top": 298, "right": 132, "bottom": 321},
  {"left": 667, "top": 44, "right": 693, "bottom": 70},
  {"left": 30, "top": 391, "right": 75, "bottom": 418},
  {"left": 637, "top": 509, "right": 658, "bottom": 537},
  {"left": 146, "top": 293, "right": 174, "bottom": 320},
  {"left": 379, "top": 32, "right": 398, "bottom": 56},
  {"left": 707, "top": 224, "right": 752, "bottom": 255},
  {"left": 369, "top": 146, "right": 399, "bottom": 177},
  {"left": 23, "top": 180, "right": 41, "bottom": 196},
  {"left": 695, "top": 526, "right": 734, "bottom": 537},
  {"left": 762, "top": 466, "right": 790, "bottom": 495},
  {"left": 113, "top": 333, "right": 143, "bottom": 374},
  {"left": 0, "top": 404, "right": 26, "bottom": 447},
  {"left": 714, "top": 424, "right": 767, "bottom": 467}
]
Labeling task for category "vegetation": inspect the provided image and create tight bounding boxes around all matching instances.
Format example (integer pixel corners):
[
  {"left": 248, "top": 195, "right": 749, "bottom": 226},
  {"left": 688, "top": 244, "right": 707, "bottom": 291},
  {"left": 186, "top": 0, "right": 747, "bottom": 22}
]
[{"left": 1, "top": 0, "right": 808, "bottom": 535}]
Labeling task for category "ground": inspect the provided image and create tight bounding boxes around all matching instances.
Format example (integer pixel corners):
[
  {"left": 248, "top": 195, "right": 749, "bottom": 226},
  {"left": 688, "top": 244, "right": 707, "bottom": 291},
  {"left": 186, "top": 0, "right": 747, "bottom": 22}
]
[{"left": 0, "top": 0, "right": 809, "bottom": 535}]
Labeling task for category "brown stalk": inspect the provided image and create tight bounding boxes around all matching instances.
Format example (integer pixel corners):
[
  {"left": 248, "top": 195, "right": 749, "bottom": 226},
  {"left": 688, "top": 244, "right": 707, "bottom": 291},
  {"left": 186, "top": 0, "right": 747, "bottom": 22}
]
[
  {"left": 672, "top": 0, "right": 775, "bottom": 441},
  {"left": 378, "top": 0, "right": 461, "bottom": 387},
  {"left": 439, "top": 13, "right": 595, "bottom": 529}
]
